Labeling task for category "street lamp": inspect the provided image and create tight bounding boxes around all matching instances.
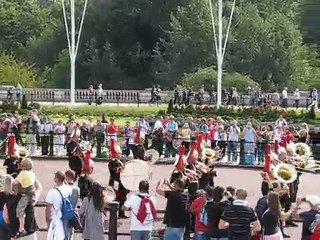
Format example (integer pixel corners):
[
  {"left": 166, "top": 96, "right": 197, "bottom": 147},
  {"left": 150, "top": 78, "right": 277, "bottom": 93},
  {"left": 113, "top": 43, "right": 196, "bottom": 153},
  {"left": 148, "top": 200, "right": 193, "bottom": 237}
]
[
  {"left": 208, "top": 0, "right": 236, "bottom": 107},
  {"left": 61, "top": 0, "right": 89, "bottom": 104}
]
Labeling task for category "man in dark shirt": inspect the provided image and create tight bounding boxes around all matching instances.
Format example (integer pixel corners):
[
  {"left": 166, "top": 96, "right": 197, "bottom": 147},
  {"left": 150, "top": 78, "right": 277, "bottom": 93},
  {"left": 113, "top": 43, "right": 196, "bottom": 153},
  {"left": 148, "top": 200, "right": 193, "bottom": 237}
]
[
  {"left": 156, "top": 178, "right": 189, "bottom": 240},
  {"left": 219, "top": 188, "right": 261, "bottom": 240}
]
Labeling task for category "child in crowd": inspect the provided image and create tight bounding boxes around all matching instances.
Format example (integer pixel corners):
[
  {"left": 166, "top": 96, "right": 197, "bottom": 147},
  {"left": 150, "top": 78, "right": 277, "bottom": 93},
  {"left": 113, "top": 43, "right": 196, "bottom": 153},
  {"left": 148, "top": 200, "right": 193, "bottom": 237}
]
[{"left": 14, "top": 158, "right": 36, "bottom": 237}]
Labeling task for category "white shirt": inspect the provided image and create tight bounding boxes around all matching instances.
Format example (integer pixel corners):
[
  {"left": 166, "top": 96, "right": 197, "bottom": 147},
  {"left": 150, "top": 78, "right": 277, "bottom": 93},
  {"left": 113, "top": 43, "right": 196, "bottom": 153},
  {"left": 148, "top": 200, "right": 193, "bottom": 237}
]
[
  {"left": 39, "top": 123, "right": 53, "bottom": 134},
  {"left": 45, "top": 184, "right": 72, "bottom": 218},
  {"left": 153, "top": 120, "right": 163, "bottom": 131},
  {"left": 54, "top": 124, "right": 66, "bottom": 134},
  {"left": 228, "top": 126, "right": 240, "bottom": 141},
  {"left": 124, "top": 193, "right": 156, "bottom": 231},
  {"left": 275, "top": 118, "right": 287, "bottom": 128},
  {"left": 294, "top": 91, "right": 300, "bottom": 100},
  {"left": 282, "top": 90, "right": 288, "bottom": 99}
]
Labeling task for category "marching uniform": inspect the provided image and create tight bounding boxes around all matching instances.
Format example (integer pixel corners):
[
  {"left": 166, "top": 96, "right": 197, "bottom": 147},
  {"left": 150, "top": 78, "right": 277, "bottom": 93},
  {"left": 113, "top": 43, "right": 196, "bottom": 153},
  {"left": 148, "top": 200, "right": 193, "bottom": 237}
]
[{"left": 108, "top": 143, "right": 128, "bottom": 218}]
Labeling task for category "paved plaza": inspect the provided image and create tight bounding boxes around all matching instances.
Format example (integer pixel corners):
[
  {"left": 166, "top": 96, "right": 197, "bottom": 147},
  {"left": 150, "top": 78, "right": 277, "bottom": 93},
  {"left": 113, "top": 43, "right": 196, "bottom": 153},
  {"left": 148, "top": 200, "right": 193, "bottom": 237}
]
[{"left": 2, "top": 159, "right": 320, "bottom": 239}]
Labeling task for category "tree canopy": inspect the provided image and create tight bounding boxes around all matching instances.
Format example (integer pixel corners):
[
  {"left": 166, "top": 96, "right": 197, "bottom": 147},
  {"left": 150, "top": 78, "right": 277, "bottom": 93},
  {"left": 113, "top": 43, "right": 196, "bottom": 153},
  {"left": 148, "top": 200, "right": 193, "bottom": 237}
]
[{"left": 0, "top": 0, "right": 318, "bottom": 90}]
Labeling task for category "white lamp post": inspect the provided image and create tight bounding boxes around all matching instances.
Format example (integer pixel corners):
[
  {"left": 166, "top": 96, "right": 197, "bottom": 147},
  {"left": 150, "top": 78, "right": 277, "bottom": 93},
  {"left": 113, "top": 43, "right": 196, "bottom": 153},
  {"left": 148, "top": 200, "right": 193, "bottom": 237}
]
[
  {"left": 208, "top": 0, "right": 236, "bottom": 107},
  {"left": 62, "top": 0, "right": 89, "bottom": 104}
]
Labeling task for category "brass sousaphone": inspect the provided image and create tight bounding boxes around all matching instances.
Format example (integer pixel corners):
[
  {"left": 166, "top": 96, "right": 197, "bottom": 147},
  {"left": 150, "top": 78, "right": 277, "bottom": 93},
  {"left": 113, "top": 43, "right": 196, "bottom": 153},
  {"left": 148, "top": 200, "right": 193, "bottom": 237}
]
[{"left": 273, "top": 163, "right": 297, "bottom": 184}]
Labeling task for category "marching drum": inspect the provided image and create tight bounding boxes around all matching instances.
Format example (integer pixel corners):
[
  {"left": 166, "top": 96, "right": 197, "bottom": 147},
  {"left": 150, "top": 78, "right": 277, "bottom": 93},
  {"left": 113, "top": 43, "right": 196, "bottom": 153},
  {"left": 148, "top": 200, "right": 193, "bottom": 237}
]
[
  {"left": 144, "top": 149, "right": 160, "bottom": 164},
  {"left": 121, "top": 160, "right": 151, "bottom": 191}
]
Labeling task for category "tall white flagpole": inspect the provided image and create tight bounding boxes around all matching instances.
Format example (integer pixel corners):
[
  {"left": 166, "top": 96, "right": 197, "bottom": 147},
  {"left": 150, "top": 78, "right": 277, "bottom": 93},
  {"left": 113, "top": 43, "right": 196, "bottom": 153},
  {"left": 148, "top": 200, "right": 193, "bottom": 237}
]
[
  {"left": 62, "top": 0, "right": 89, "bottom": 104},
  {"left": 208, "top": 0, "right": 236, "bottom": 107}
]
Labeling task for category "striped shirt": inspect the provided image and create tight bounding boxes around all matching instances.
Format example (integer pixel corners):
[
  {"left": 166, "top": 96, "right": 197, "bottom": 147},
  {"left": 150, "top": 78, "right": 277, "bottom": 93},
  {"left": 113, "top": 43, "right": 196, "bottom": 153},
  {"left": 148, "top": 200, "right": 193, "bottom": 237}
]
[{"left": 221, "top": 200, "right": 257, "bottom": 239}]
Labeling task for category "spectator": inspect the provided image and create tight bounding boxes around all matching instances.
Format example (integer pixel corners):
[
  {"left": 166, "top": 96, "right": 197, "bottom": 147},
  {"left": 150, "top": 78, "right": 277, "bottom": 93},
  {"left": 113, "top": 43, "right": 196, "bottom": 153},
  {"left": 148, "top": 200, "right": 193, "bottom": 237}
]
[
  {"left": 191, "top": 187, "right": 213, "bottom": 240},
  {"left": 39, "top": 116, "right": 53, "bottom": 156},
  {"left": 262, "top": 192, "right": 294, "bottom": 239},
  {"left": 275, "top": 114, "right": 287, "bottom": 129},
  {"left": 124, "top": 180, "right": 157, "bottom": 240},
  {"left": 53, "top": 120, "right": 66, "bottom": 156},
  {"left": 45, "top": 171, "right": 72, "bottom": 240},
  {"left": 293, "top": 195, "right": 320, "bottom": 240},
  {"left": 206, "top": 186, "right": 230, "bottom": 240},
  {"left": 282, "top": 87, "right": 288, "bottom": 108},
  {"left": 294, "top": 88, "right": 300, "bottom": 109},
  {"left": 15, "top": 84, "right": 23, "bottom": 104},
  {"left": 78, "top": 160, "right": 94, "bottom": 200},
  {"left": 13, "top": 158, "right": 36, "bottom": 238},
  {"left": 80, "top": 182, "right": 106, "bottom": 240},
  {"left": 219, "top": 188, "right": 261, "bottom": 239},
  {"left": 65, "top": 170, "right": 80, "bottom": 240},
  {"left": 4, "top": 179, "right": 41, "bottom": 240},
  {"left": 0, "top": 173, "right": 15, "bottom": 240},
  {"left": 227, "top": 120, "right": 240, "bottom": 163},
  {"left": 156, "top": 179, "right": 189, "bottom": 240}
]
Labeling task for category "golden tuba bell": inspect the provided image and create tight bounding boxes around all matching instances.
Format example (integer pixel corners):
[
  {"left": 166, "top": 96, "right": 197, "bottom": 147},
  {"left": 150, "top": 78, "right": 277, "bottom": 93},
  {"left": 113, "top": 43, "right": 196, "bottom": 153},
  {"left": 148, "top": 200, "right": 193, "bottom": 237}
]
[
  {"left": 273, "top": 163, "right": 297, "bottom": 184},
  {"left": 202, "top": 148, "right": 215, "bottom": 160}
]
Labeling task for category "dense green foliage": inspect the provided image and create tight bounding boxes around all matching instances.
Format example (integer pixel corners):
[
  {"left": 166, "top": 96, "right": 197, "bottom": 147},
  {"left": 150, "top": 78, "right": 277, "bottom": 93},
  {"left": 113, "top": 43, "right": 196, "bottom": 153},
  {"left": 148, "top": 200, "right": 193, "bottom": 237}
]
[{"left": 0, "top": 0, "right": 319, "bottom": 90}]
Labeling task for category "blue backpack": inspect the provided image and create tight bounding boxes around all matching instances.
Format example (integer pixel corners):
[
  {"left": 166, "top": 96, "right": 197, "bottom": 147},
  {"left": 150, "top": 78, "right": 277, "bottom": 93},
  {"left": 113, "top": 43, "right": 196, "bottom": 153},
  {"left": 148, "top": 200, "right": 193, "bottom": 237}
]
[
  {"left": 255, "top": 196, "right": 268, "bottom": 223},
  {"left": 199, "top": 201, "right": 209, "bottom": 226},
  {"left": 0, "top": 211, "right": 4, "bottom": 225},
  {"left": 55, "top": 188, "right": 74, "bottom": 221}
]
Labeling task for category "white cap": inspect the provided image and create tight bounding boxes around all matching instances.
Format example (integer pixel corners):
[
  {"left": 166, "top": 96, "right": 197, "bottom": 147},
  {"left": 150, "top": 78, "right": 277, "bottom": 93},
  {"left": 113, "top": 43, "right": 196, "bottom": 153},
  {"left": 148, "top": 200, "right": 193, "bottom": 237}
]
[{"left": 306, "top": 195, "right": 320, "bottom": 206}]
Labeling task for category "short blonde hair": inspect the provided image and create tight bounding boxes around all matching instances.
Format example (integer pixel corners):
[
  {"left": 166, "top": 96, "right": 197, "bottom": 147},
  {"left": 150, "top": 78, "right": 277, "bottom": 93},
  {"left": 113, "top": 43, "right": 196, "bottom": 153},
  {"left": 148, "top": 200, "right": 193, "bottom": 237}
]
[{"left": 21, "top": 158, "right": 33, "bottom": 171}]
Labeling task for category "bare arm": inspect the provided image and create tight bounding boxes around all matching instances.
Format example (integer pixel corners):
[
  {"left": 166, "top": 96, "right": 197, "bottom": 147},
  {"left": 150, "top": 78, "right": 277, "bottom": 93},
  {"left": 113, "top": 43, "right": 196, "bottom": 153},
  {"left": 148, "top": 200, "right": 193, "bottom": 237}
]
[
  {"left": 218, "top": 219, "right": 229, "bottom": 229},
  {"left": 45, "top": 204, "right": 52, "bottom": 228},
  {"left": 156, "top": 179, "right": 166, "bottom": 196},
  {"left": 252, "top": 219, "right": 261, "bottom": 232}
]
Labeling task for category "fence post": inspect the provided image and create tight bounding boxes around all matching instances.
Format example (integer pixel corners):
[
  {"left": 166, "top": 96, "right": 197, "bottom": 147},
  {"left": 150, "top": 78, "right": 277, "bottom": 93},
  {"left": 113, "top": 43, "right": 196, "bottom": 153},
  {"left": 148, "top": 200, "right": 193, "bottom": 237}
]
[
  {"left": 116, "top": 93, "right": 119, "bottom": 106},
  {"left": 96, "top": 141, "right": 102, "bottom": 158},
  {"left": 239, "top": 139, "right": 245, "bottom": 165},
  {"left": 108, "top": 201, "right": 119, "bottom": 240},
  {"left": 49, "top": 132, "right": 54, "bottom": 156}
]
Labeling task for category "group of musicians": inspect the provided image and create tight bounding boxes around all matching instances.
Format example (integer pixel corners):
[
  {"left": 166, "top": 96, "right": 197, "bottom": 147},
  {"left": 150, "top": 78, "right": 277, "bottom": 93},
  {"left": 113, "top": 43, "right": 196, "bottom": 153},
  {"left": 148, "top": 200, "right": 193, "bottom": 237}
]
[{"left": 63, "top": 115, "right": 306, "bottom": 227}]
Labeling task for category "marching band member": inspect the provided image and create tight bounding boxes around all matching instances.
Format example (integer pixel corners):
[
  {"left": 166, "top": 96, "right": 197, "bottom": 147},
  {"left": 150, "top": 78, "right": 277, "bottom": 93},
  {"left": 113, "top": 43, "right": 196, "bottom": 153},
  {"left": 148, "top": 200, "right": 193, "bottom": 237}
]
[
  {"left": 152, "top": 116, "right": 164, "bottom": 157},
  {"left": 108, "top": 139, "right": 128, "bottom": 218},
  {"left": 106, "top": 118, "right": 118, "bottom": 146}
]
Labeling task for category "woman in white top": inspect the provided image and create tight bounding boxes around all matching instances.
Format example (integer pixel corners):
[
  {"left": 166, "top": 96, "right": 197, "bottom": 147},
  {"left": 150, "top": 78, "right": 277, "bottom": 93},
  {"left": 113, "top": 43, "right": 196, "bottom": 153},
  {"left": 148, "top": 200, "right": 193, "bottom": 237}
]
[{"left": 53, "top": 121, "right": 66, "bottom": 156}]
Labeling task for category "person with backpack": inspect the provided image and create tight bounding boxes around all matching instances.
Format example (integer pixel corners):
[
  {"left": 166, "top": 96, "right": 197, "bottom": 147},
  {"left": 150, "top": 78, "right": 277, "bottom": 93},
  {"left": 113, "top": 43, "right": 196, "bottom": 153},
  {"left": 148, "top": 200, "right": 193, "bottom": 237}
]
[
  {"left": 45, "top": 171, "right": 72, "bottom": 240},
  {"left": 123, "top": 180, "right": 157, "bottom": 240},
  {"left": 191, "top": 186, "right": 214, "bottom": 240},
  {"left": 205, "top": 186, "right": 230, "bottom": 240}
]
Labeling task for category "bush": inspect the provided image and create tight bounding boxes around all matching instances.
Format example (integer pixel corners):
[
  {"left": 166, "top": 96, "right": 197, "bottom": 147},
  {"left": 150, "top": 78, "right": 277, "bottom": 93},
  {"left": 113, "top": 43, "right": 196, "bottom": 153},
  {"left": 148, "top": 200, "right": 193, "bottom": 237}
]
[
  {"left": 28, "top": 102, "right": 41, "bottom": 110},
  {"left": 181, "top": 67, "right": 259, "bottom": 91},
  {"left": 0, "top": 100, "right": 19, "bottom": 112},
  {"left": 21, "top": 94, "right": 28, "bottom": 109},
  {"left": 171, "top": 105, "right": 311, "bottom": 124}
]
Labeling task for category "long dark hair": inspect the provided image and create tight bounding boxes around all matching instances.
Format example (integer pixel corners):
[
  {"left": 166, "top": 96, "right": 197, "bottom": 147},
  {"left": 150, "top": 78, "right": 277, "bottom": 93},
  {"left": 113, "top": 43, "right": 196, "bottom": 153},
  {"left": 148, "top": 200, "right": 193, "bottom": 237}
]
[
  {"left": 88, "top": 182, "right": 105, "bottom": 212},
  {"left": 267, "top": 192, "right": 281, "bottom": 218}
]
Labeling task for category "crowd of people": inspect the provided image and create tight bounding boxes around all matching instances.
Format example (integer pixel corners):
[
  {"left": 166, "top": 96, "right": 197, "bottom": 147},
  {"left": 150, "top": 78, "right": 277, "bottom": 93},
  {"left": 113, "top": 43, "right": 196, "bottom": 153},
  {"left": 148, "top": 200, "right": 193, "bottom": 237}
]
[
  {"left": 173, "top": 85, "right": 319, "bottom": 109},
  {"left": 0, "top": 108, "right": 316, "bottom": 166},
  {"left": 0, "top": 107, "right": 319, "bottom": 240}
]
